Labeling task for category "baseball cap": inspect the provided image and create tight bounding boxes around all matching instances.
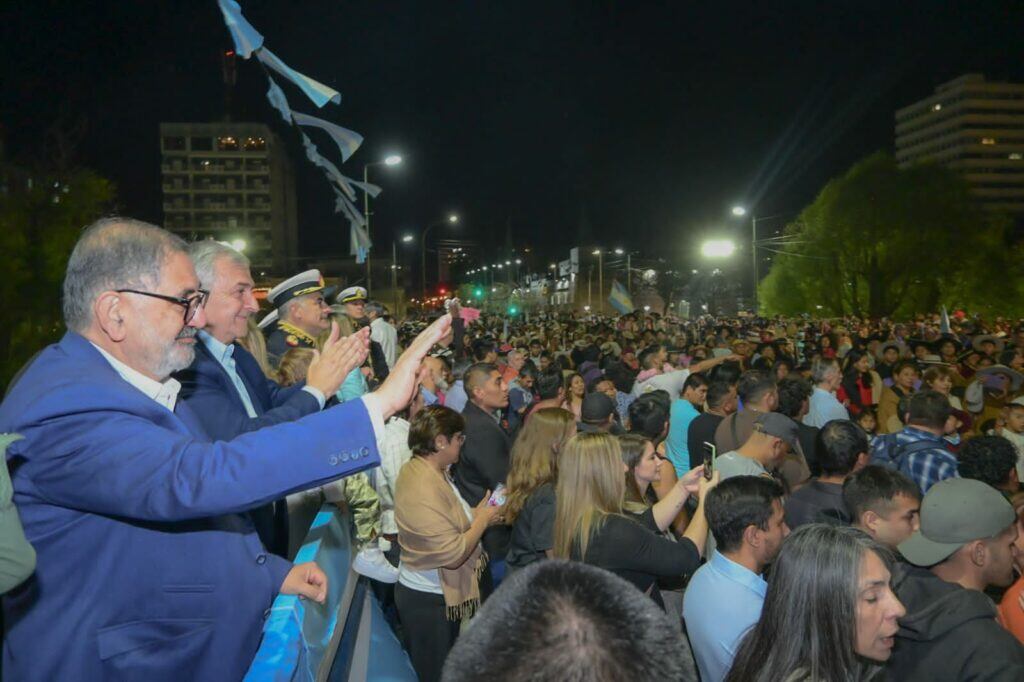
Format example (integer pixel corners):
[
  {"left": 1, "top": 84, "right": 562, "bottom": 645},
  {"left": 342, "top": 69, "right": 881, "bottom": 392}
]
[
  {"left": 899, "top": 478, "right": 1016, "bottom": 567},
  {"left": 754, "top": 412, "right": 803, "bottom": 456},
  {"left": 581, "top": 393, "right": 616, "bottom": 423}
]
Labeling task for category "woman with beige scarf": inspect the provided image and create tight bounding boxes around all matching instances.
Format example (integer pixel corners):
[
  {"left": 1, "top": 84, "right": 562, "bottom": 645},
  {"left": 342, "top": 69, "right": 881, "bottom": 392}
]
[{"left": 394, "top": 405, "right": 503, "bottom": 682}]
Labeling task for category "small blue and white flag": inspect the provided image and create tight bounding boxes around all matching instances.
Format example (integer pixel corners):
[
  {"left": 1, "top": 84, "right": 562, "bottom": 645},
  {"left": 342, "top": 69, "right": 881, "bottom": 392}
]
[{"left": 608, "top": 280, "right": 633, "bottom": 315}]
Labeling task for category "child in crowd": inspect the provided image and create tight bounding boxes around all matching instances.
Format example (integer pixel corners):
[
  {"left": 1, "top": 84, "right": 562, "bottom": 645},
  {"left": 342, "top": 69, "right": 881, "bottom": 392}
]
[
  {"left": 855, "top": 408, "right": 878, "bottom": 444},
  {"left": 991, "top": 402, "right": 1024, "bottom": 480}
]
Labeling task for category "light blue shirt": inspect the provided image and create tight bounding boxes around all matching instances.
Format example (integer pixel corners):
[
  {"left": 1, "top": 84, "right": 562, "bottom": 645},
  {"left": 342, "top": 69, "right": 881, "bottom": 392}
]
[
  {"left": 667, "top": 399, "right": 699, "bottom": 476},
  {"left": 199, "top": 331, "right": 325, "bottom": 412},
  {"left": 199, "top": 331, "right": 258, "bottom": 417},
  {"left": 446, "top": 380, "right": 468, "bottom": 413},
  {"left": 420, "top": 385, "right": 440, "bottom": 407},
  {"left": 683, "top": 551, "right": 767, "bottom": 682},
  {"left": 336, "top": 367, "right": 368, "bottom": 403},
  {"left": 804, "top": 386, "right": 849, "bottom": 428}
]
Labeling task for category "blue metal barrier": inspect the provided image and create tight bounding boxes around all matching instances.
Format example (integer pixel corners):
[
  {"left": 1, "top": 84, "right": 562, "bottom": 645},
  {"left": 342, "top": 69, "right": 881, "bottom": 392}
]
[{"left": 245, "top": 505, "right": 416, "bottom": 682}]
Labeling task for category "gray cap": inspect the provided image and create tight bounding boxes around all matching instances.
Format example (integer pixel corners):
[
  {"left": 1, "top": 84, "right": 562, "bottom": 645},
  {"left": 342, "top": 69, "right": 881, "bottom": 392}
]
[
  {"left": 899, "top": 478, "right": 1016, "bottom": 567},
  {"left": 754, "top": 412, "right": 803, "bottom": 456}
]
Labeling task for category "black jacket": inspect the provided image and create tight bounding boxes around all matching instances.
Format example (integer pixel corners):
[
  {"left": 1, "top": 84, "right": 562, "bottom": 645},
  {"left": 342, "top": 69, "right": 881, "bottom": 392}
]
[
  {"left": 888, "top": 562, "right": 1024, "bottom": 681},
  {"left": 452, "top": 401, "right": 514, "bottom": 559}
]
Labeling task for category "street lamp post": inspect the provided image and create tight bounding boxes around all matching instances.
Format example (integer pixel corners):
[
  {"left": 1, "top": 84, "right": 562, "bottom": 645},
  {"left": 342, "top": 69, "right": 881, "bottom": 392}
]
[
  {"left": 421, "top": 214, "right": 459, "bottom": 299},
  {"left": 394, "top": 233, "right": 413, "bottom": 315},
  {"left": 614, "top": 247, "right": 633, "bottom": 294},
  {"left": 732, "top": 206, "right": 791, "bottom": 314},
  {"left": 592, "top": 249, "right": 604, "bottom": 314},
  {"left": 363, "top": 154, "right": 403, "bottom": 294}
]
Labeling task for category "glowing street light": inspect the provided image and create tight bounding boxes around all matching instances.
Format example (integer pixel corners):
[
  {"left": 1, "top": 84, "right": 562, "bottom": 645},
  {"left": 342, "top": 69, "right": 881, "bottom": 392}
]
[
  {"left": 448, "top": 214, "right": 459, "bottom": 223},
  {"left": 614, "top": 247, "right": 624, "bottom": 255},
  {"left": 731, "top": 205, "right": 748, "bottom": 217},
  {"left": 364, "top": 154, "right": 405, "bottom": 292},
  {"left": 700, "top": 239, "right": 737, "bottom": 258},
  {"left": 229, "top": 238, "right": 247, "bottom": 252},
  {"left": 402, "top": 234, "right": 414, "bottom": 243}
]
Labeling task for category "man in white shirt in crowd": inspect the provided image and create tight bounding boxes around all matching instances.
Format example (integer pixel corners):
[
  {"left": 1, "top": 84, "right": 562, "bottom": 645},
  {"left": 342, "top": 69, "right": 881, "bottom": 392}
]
[
  {"left": 366, "top": 300, "right": 398, "bottom": 369},
  {"left": 804, "top": 357, "right": 849, "bottom": 427}
]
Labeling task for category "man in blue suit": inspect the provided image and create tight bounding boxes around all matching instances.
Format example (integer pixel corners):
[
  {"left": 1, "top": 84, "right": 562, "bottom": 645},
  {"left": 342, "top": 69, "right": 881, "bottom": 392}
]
[
  {"left": 0, "top": 217, "right": 450, "bottom": 681},
  {"left": 175, "top": 243, "right": 398, "bottom": 582},
  {"left": 174, "top": 247, "right": 346, "bottom": 558}
]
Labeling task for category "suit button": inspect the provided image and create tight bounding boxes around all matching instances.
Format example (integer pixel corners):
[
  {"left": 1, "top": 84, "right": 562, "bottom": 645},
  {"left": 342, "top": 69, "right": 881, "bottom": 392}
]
[
  {"left": 329, "top": 455, "right": 339, "bottom": 466},
  {"left": 360, "top": 446, "right": 370, "bottom": 458},
  {"left": 256, "top": 554, "right": 267, "bottom": 565},
  {"left": 341, "top": 452, "right": 350, "bottom": 462}
]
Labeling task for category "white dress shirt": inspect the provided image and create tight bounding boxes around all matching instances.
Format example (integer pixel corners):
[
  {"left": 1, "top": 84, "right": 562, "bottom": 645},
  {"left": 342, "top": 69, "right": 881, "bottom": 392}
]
[
  {"left": 370, "top": 317, "right": 398, "bottom": 369},
  {"left": 91, "top": 344, "right": 181, "bottom": 412},
  {"left": 198, "top": 330, "right": 325, "bottom": 412}
]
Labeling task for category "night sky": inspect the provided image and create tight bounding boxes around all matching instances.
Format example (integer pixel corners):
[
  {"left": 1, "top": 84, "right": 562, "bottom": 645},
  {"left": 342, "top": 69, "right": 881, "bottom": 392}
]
[{"left": 2, "top": 1, "right": 1021, "bottom": 268}]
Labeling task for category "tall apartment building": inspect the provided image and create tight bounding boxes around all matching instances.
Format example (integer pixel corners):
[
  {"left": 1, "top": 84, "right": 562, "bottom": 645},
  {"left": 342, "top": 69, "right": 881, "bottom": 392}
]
[
  {"left": 436, "top": 238, "right": 480, "bottom": 285},
  {"left": 160, "top": 122, "right": 298, "bottom": 274},
  {"left": 895, "top": 74, "right": 1024, "bottom": 215}
]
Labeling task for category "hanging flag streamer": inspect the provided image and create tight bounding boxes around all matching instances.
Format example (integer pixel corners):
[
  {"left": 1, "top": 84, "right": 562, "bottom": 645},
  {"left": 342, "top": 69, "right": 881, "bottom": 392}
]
[
  {"left": 291, "top": 112, "right": 363, "bottom": 163},
  {"left": 334, "top": 189, "right": 365, "bottom": 227},
  {"left": 350, "top": 179, "right": 382, "bottom": 199},
  {"left": 350, "top": 221, "right": 372, "bottom": 264},
  {"left": 217, "top": 0, "right": 380, "bottom": 263},
  {"left": 265, "top": 76, "right": 293, "bottom": 124},
  {"left": 258, "top": 48, "right": 341, "bottom": 108},
  {"left": 940, "top": 306, "right": 951, "bottom": 335},
  {"left": 300, "top": 133, "right": 356, "bottom": 200},
  {"left": 217, "top": 0, "right": 264, "bottom": 58}
]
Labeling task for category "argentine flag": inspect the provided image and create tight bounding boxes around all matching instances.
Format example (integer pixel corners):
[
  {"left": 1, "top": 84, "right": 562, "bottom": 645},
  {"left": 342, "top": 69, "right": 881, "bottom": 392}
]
[{"left": 608, "top": 280, "right": 634, "bottom": 315}]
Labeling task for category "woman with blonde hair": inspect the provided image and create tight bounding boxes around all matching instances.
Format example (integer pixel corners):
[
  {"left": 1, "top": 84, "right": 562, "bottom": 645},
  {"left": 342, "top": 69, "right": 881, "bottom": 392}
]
[
  {"left": 274, "top": 347, "right": 315, "bottom": 387},
  {"left": 553, "top": 432, "right": 717, "bottom": 608},
  {"left": 504, "top": 408, "right": 577, "bottom": 571},
  {"left": 236, "top": 316, "right": 274, "bottom": 377}
]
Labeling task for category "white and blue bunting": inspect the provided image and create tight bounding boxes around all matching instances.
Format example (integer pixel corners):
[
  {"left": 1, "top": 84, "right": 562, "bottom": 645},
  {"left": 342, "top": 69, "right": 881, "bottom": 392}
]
[{"left": 217, "top": 0, "right": 377, "bottom": 263}]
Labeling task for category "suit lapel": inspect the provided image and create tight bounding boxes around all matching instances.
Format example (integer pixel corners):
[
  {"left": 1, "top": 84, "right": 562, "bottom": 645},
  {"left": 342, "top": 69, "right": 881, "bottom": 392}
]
[{"left": 196, "top": 341, "right": 261, "bottom": 417}]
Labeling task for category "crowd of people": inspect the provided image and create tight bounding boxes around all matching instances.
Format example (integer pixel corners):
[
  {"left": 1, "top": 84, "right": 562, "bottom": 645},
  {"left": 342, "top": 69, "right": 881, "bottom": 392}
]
[{"left": 3, "top": 216, "right": 1024, "bottom": 680}]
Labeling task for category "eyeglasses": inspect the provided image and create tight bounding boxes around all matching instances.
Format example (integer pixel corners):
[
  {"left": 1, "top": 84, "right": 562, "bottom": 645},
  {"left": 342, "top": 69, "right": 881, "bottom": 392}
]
[{"left": 116, "top": 289, "right": 210, "bottom": 324}]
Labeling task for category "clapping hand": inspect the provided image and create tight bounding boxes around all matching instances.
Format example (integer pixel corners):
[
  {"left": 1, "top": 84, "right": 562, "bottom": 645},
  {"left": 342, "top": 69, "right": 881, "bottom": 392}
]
[{"left": 306, "top": 323, "right": 370, "bottom": 396}]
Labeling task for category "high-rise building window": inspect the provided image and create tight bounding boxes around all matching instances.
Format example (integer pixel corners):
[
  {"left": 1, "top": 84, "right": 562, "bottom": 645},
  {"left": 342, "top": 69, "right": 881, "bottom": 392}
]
[
  {"left": 217, "top": 136, "right": 239, "bottom": 151},
  {"left": 162, "top": 136, "right": 186, "bottom": 151},
  {"left": 191, "top": 137, "right": 213, "bottom": 151}
]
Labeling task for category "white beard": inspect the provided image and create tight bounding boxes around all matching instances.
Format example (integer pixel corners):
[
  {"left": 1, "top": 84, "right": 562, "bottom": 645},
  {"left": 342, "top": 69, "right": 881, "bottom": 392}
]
[{"left": 140, "top": 324, "right": 197, "bottom": 379}]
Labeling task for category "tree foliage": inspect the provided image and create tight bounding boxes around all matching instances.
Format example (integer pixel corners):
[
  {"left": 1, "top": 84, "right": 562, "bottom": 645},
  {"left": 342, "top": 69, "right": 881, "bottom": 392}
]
[
  {"left": 759, "top": 152, "right": 1022, "bottom": 319},
  {"left": 0, "top": 167, "right": 115, "bottom": 391}
]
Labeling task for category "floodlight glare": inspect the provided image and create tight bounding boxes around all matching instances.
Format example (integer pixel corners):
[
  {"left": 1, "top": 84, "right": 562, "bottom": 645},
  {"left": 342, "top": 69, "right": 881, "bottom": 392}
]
[{"left": 701, "top": 239, "right": 737, "bottom": 258}]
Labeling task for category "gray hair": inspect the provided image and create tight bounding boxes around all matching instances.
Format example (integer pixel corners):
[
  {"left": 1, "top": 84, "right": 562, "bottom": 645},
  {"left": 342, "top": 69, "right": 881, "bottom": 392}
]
[
  {"left": 810, "top": 358, "right": 840, "bottom": 384},
  {"left": 62, "top": 217, "right": 188, "bottom": 332},
  {"left": 364, "top": 300, "right": 385, "bottom": 317},
  {"left": 188, "top": 239, "right": 250, "bottom": 291},
  {"left": 279, "top": 297, "right": 301, "bottom": 322}
]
